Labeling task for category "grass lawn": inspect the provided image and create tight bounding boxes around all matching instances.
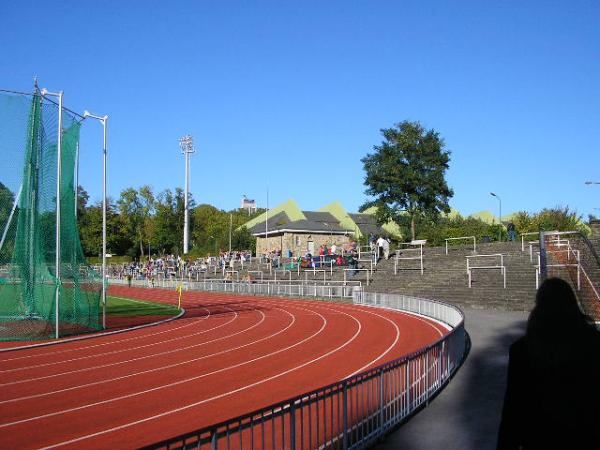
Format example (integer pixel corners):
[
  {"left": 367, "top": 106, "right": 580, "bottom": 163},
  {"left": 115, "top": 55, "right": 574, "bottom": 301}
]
[{"left": 106, "top": 296, "right": 181, "bottom": 317}]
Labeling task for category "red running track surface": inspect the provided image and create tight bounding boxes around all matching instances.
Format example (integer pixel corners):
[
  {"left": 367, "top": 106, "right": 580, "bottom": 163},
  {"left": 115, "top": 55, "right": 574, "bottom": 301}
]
[{"left": 0, "top": 286, "right": 449, "bottom": 449}]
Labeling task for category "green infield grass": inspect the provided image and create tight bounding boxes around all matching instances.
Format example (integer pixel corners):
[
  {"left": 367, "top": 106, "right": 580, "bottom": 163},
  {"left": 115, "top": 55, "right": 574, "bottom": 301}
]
[{"left": 106, "top": 296, "right": 180, "bottom": 317}]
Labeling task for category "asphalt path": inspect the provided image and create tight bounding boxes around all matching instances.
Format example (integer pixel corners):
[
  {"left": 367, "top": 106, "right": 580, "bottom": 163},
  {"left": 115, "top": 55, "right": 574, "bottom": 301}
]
[{"left": 374, "top": 307, "right": 528, "bottom": 450}]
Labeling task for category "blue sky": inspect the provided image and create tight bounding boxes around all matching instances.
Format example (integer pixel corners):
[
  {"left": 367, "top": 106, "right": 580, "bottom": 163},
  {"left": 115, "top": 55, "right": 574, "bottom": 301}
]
[{"left": 2, "top": 1, "right": 599, "bottom": 218}]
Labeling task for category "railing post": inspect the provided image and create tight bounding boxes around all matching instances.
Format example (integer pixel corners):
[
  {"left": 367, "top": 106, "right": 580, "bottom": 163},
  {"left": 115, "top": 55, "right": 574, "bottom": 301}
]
[
  {"left": 343, "top": 382, "right": 349, "bottom": 450},
  {"left": 425, "top": 352, "right": 430, "bottom": 403},
  {"left": 406, "top": 360, "right": 411, "bottom": 413},
  {"left": 379, "top": 369, "right": 385, "bottom": 434},
  {"left": 290, "top": 401, "right": 296, "bottom": 450},
  {"left": 211, "top": 427, "right": 218, "bottom": 450}
]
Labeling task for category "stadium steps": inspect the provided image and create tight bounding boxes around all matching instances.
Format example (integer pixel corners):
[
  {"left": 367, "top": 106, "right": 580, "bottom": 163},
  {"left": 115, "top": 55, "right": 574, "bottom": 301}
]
[{"left": 366, "top": 242, "right": 539, "bottom": 312}]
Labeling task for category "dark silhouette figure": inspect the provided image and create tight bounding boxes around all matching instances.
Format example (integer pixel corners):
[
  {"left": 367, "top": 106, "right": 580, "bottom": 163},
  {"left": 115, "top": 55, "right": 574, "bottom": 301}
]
[{"left": 497, "top": 278, "right": 600, "bottom": 449}]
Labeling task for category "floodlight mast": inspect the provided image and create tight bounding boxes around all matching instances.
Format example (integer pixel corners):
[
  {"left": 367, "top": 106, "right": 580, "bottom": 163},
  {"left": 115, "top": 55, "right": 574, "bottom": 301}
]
[
  {"left": 83, "top": 110, "right": 108, "bottom": 330},
  {"left": 179, "top": 135, "right": 195, "bottom": 255},
  {"left": 41, "top": 88, "right": 64, "bottom": 339}
]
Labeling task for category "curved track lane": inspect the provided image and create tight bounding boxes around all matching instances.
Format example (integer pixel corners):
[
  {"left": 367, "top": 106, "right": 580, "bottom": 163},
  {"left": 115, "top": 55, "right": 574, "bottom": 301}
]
[{"left": 0, "top": 286, "right": 448, "bottom": 449}]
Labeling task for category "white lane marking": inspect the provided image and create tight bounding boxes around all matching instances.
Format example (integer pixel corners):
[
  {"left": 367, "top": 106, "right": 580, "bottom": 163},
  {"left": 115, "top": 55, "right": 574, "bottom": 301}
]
[
  {"left": 0, "top": 305, "right": 211, "bottom": 364},
  {"left": 0, "top": 308, "right": 241, "bottom": 374},
  {"left": 0, "top": 308, "right": 294, "bottom": 406},
  {"left": 38, "top": 307, "right": 362, "bottom": 450},
  {"left": 0, "top": 308, "right": 331, "bottom": 430},
  {"left": 344, "top": 306, "right": 446, "bottom": 377},
  {"left": 0, "top": 307, "right": 248, "bottom": 387}
]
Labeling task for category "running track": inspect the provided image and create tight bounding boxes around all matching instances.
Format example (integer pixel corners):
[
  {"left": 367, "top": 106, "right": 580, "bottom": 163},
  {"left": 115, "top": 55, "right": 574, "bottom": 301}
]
[{"left": 0, "top": 286, "right": 449, "bottom": 449}]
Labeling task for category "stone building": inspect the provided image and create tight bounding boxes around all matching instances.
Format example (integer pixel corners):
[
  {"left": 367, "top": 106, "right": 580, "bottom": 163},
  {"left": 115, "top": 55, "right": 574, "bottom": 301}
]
[{"left": 242, "top": 199, "right": 391, "bottom": 256}]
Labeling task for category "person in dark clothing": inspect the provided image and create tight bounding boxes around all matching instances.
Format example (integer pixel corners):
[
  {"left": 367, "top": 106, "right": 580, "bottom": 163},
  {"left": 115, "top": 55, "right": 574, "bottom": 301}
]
[
  {"left": 507, "top": 222, "right": 516, "bottom": 242},
  {"left": 497, "top": 278, "right": 600, "bottom": 449}
]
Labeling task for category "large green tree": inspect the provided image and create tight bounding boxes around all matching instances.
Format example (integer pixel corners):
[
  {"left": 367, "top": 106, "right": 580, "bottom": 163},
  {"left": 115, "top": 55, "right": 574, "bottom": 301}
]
[
  {"left": 116, "top": 186, "right": 155, "bottom": 258},
  {"left": 151, "top": 188, "right": 192, "bottom": 255},
  {"left": 362, "top": 121, "right": 453, "bottom": 240},
  {"left": 79, "top": 199, "right": 131, "bottom": 257}
]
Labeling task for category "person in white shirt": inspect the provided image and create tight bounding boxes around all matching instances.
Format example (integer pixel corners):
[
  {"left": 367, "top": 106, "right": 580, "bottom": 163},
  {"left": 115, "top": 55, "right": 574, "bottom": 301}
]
[{"left": 376, "top": 236, "right": 386, "bottom": 260}]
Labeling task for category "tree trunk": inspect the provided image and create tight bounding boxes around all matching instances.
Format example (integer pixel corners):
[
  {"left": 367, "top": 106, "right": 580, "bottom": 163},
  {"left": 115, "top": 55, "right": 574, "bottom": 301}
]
[
  {"left": 411, "top": 215, "right": 416, "bottom": 241},
  {"left": 139, "top": 232, "right": 144, "bottom": 258}
]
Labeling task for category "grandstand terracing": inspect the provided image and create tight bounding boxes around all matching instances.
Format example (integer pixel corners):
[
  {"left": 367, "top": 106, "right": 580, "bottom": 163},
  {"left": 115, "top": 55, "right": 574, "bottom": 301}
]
[{"left": 106, "top": 233, "right": 600, "bottom": 320}]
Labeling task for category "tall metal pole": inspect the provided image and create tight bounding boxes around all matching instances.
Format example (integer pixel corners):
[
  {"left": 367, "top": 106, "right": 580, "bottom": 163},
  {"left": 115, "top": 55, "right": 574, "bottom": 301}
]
[
  {"left": 75, "top": 142, "right": 79, "bottom": 218},
  {"left": 56, "top": 92, "right": 63, "bottom": 339},
  {"left": 84, "top": 110, "right": 109, "bottom": 330},
  {"left": 184, "top": 150, "right": 190, "bottom": 254},
  {"left": 102, "top": 117, "right": 108, "bottom": 329},
  {"left": 179, "top": 135, "right": 195, "bottom": 255},
  {"left": 42, "top": 89, "right": 64, "bottom": 339}
]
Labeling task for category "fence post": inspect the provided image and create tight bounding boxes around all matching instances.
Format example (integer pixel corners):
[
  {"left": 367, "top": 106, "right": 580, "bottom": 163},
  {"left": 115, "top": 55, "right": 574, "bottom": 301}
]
[
  {"left": 343, "top": 382, "right": 349, "bottom": 450},
  {"left": 406, "top": 360, "right": 411, "bottom": 414},
  {"left": 425, "top": 352, "right": 430, "bottom": 404},
  {"left": 211, "top": 427, "right": 218, "bottom": 450},
  {"left": 290, "top": 401, "right": 296, "bottom": 450},
  {"left": 379, "top": 369, "right": 385, "bottom": 434}
]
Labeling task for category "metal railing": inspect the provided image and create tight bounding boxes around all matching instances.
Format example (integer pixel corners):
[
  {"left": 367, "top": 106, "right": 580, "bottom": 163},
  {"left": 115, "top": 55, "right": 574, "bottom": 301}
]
[
  {"left": 465, "top": 254, "right": 506, "bottom": 288},
  {"left": 445, "top": 236, "right": 476, "bottom": 254},
  {"left": 141, "top": 290, "right": 466, "bottom": 450},
  {"left": 111, "top": 277, "right": 361, "bottom": 300},
  {"left": 539, "top": 231, "right": 600, "bottom": 320}
]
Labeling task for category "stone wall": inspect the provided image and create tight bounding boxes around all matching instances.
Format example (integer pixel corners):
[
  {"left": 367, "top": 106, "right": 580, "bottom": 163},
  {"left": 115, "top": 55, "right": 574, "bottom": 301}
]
[{"left": 256, "top": 233, "right": 352, "bottom": 256}]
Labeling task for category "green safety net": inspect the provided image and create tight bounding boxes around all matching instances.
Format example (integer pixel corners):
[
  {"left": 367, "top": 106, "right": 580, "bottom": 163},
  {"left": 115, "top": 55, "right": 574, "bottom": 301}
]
[{"left": 0, "top": 90, "right": 101, "bottom": 340}]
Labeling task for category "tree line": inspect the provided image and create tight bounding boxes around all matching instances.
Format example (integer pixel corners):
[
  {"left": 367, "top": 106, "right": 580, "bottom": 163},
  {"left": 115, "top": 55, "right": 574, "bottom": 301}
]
[{"left": 77, "top": 185, "right": 260, "bottom": 260}]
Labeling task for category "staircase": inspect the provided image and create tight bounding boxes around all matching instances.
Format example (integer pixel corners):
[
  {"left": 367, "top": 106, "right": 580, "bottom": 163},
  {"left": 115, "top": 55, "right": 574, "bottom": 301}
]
[{"left": 365, "top": 242, "right": 539, "bottom": 312}]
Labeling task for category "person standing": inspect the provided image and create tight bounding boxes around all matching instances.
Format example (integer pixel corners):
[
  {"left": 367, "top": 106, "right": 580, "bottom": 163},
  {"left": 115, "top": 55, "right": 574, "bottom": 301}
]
[
  {"left": 507, "top": 222, "right": 516, "bottom": 242},
  {"left": 497, "top": 278, "right": 600, "bottom": 449},
  {"left": 376, "top": 236, "right": 386, "bottom": 261}
]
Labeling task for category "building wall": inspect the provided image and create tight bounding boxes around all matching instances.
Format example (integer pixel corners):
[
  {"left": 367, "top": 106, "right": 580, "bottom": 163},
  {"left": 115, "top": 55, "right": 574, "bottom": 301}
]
[{"left": 256, "top": 233, "right": 352, "bottom": 256}]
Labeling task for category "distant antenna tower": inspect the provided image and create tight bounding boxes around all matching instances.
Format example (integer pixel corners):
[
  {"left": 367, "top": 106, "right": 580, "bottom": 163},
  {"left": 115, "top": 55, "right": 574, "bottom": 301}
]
[{"left": 179, "top": 134, "right": 195, "bottom": 254}]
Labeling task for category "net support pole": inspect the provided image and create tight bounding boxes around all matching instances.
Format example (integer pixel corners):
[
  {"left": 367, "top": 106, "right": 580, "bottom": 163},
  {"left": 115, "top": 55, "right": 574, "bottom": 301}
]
[
  {"left": 74, "top": 141, "right": 79, "bottom": 218},
  {"left": 42, "top": 88, "right": 64, "bottom": 339},
  {"left": 0, "top": 185, "right": 22, "bottom": 252},
  {"left": 83, "top": 110, "right": 109, "bottom": 329},
  {"left": 56, "top": 91, "right": 63, "bottom": 339},
  {"left": 102, "top": 116, "right": 108, "bottom": 329}
]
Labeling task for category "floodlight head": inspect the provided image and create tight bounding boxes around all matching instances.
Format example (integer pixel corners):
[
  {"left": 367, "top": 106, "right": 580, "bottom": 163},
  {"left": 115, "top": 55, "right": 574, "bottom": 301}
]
[
  {"left": 179, "top": 134, "right": 196, "bottom": 154},
  {"left": 490, "top": 192, "right": 497, "bottom": 197},
  {"left": 585, "top": 181, "right": 593, "bottom": 185}
]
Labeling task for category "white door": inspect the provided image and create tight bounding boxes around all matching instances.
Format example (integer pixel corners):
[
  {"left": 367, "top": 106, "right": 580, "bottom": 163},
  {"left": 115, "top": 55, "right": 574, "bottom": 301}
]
[{"left": 307, "top": 240, "right": 314, "bottom": 255}]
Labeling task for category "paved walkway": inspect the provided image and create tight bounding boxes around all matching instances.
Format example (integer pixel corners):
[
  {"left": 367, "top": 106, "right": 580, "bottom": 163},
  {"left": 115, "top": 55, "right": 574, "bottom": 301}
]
[{"left": 374, "top": 308, "right": 528, "bottom": 450}]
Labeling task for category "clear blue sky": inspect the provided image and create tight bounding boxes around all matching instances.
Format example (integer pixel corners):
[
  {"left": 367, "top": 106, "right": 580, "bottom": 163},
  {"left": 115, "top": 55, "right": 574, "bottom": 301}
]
[{"left": 2, "top": 1, "right": 599, "bottom": 218}]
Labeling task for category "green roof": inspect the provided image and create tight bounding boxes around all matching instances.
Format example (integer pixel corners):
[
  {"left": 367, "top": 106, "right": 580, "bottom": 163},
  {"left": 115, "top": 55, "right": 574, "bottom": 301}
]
[
  {"left": 318, "top": 202, "right": 361, "bottom": 237},
  {"left": 240, "top": 199, "right": 305, "bottom": 231}
]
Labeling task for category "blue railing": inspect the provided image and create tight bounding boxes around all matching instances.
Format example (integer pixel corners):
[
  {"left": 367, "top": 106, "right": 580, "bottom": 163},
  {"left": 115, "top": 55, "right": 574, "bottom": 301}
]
[{"left": 138, "top": 288, "right": 466, "bottom": 450}]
